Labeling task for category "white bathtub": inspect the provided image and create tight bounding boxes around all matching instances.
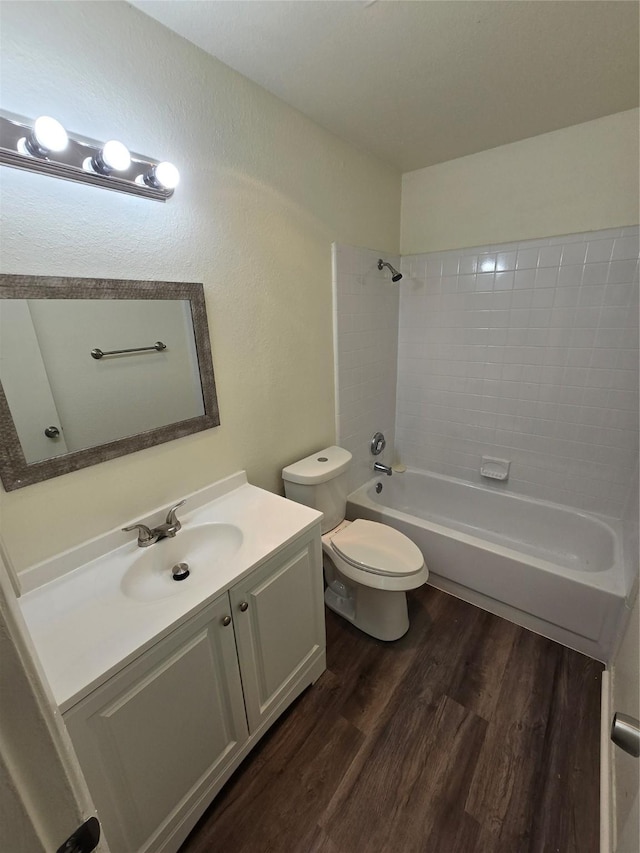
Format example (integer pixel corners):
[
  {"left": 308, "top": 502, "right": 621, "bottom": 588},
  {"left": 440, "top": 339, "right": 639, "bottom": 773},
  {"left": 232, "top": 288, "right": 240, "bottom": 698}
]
[{"left": 347, "top": 469, "right": 628, "bottom": 662}]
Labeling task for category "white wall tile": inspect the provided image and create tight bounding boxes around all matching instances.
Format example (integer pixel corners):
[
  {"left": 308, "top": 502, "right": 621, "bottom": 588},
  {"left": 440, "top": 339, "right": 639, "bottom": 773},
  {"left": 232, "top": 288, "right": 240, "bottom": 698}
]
[
  {"left": 397, "top": 226, "right": 639, "bottom": 517},
  {"left": 612, "top": 235, "right": 640, "bottom": 261},
  {"left": 516, "top": 248, "right": 541, "bottom": 269},
  {"left": 585, "top": 239, "right": 615, "bottom": 264},
  {"left": 534, "top": 267, "right": 558, "bottom": 288},
  {"left": 558, "top": 265, "right": 583, "bottom": 287},
  {"left": 609, "top": 259, "right": 639, "bottom": 284},
  {"left": 538, "top": 246, "right": 563, "bottom": 268},
  {"left": 561, "top": 243, "right": 588, "bottom": 266},
  {"left": 333, "top": 229, "right": 638, "bottom": 520},
  {"left": 583, "top": 263, "right": 609, "bottom": 287}
]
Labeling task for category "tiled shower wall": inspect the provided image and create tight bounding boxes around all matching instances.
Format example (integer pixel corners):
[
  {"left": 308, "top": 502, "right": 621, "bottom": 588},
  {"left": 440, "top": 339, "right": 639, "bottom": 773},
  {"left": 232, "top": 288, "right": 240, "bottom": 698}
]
[
  {"left": 333, "top": 244, "right": 399, "bottom": 492},
  {"left": 396, "top": 226, "right": 639, "bottom": 517}
]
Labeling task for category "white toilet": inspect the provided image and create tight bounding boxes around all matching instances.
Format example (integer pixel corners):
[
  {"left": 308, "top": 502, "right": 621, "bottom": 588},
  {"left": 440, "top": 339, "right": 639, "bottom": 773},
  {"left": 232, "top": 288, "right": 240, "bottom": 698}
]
[{"left": 282, "top": 446, "right": 428, "bottom": 641}]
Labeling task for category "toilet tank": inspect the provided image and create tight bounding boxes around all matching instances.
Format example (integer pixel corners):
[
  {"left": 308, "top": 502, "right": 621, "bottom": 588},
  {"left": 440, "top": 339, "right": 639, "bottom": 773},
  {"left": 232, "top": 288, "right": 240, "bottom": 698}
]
[{"left": 282, "top": 446, "right": 352, "bottom": 534}]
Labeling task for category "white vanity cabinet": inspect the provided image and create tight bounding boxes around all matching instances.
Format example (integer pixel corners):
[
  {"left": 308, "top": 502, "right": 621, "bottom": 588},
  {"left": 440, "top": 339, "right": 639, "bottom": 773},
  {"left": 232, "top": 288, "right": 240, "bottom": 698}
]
[
  {"left": 64, "top": 594, "right": 248, "bottom": 853},
  {"left": 63, "top": 528, "right": 325, "bottom": 853},
  {"left": 231, "top": 534, "right": 326, "bottom": 731}
]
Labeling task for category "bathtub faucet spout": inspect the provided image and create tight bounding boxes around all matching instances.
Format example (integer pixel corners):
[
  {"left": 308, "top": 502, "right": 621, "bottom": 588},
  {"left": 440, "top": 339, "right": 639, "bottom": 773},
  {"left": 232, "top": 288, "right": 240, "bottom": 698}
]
[{"left": 373, "top": 462, "right": 393, "bottom": 476}]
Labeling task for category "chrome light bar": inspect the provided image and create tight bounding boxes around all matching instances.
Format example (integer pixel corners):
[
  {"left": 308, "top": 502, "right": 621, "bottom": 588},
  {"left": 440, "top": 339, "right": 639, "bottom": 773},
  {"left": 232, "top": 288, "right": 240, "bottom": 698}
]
[{"left": 0, "top": 111, "right": 179, "bottom": 202}]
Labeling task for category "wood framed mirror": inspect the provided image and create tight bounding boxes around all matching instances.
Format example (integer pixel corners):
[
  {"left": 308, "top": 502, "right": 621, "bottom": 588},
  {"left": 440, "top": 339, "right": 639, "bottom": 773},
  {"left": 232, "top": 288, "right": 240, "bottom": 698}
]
[{"left": 0, "top": 275, "right": 219, "bottom": 491}]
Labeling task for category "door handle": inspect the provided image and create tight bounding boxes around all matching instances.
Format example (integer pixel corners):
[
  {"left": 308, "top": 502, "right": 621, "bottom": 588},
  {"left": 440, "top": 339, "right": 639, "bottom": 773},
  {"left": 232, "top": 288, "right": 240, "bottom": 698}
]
[{"left": 611, "top": 712, "right": 640, "bottom": 757}]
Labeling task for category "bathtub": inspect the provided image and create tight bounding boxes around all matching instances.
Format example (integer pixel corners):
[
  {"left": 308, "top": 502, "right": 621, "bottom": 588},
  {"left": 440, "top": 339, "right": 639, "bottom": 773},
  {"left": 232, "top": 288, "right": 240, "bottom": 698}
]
[{"left": 347, "top": 469, "right": 629, "bottom": 662}]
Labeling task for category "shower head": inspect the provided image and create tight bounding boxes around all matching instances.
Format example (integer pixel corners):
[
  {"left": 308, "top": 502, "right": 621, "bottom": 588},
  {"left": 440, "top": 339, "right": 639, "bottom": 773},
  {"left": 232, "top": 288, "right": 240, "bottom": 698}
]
[{"left": 377, "top": 258, "right": 402, "bottom": 282}]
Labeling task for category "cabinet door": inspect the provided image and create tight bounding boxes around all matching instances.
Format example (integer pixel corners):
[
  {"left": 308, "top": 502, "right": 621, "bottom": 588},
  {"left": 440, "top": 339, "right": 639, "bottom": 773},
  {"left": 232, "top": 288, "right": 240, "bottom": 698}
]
[
  {"left": 64, "top": 595, "right": 248, "bottom": 853},
  {"left": 230, "top": 532, "right": 325, "bottom": 731}
]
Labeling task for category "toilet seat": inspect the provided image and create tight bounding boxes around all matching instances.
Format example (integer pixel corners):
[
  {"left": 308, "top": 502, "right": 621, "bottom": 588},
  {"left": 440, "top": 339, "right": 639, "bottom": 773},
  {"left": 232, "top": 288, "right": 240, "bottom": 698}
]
[{"left": 329, "top": 519, "right": 424, "bottom": 577}]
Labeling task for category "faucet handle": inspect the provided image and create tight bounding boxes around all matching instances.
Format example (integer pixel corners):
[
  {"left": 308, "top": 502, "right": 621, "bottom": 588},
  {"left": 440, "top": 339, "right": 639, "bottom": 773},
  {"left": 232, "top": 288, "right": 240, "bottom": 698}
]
[
  {"left": 165, "top": 499, "right": 186, "bottom": 528},
  {"left": 122, "top": 523, "right": 158, "bottom": 547}
]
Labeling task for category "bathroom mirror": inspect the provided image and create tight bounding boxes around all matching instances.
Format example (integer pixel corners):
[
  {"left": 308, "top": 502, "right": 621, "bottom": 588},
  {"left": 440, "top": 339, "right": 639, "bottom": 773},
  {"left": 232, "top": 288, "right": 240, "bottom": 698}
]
[{"left": 0, "top": 275, "right": 219, "bottom": 491}]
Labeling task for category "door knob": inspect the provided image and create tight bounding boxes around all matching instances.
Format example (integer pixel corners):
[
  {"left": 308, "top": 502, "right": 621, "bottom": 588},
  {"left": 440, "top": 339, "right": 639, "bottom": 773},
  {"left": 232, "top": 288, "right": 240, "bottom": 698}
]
[
  {"left": 44, "top": 425, "right": 60, "bottom": 438},
  {"left": 239, "top": 601, "right": 249, "bottom": 612}
]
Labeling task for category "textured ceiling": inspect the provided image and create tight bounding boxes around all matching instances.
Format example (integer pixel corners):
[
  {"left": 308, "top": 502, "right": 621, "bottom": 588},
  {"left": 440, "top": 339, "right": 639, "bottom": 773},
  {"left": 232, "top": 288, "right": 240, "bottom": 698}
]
[{"left": 131, "top": 1, "right": 640, "bottom": 173}]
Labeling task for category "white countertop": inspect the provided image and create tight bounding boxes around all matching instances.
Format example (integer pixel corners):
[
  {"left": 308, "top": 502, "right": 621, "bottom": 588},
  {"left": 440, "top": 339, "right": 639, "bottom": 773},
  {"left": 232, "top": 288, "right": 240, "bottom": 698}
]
[{"left": 19, "top": 473, "right": 322, "bottom": 713}]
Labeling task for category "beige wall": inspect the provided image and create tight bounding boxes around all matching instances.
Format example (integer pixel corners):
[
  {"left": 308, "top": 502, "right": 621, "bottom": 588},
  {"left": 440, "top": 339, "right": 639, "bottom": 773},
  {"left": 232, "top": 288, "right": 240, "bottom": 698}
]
[
  {"left": 401, "top": 109, "right": 640, "bottom": 255},
  {"left": 0, "top": 1, "right": 400, "bottom": 573}
]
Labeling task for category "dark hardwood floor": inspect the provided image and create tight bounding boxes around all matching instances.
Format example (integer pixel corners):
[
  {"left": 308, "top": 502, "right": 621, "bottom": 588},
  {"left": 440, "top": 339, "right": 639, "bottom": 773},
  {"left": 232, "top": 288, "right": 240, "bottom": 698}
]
[{"left": 180, "top": 585, "right": 603, "bottom": 853}]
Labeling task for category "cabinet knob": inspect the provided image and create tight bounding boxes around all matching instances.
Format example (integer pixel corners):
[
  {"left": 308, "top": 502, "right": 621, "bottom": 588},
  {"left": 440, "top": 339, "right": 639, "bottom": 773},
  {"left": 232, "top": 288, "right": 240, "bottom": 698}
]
[
  {"left": 44, "top": 426, "right": 60, "bottom": 438},
  {"left": 239, "top": 601, "right": 249, "bottom": 612},
  {"left": 221, "top": 615, "right": 231, "bottom": 627}
]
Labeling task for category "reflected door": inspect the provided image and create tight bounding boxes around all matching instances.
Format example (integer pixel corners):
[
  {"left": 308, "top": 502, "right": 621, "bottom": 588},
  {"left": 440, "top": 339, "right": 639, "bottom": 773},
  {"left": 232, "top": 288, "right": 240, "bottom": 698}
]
[{"left": 0, "top": 300, "right": 68, "bottom": 462}]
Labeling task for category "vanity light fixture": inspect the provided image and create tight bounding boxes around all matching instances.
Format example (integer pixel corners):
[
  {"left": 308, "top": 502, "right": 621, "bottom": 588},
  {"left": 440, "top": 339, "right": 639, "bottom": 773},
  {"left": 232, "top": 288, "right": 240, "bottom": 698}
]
[{"left": 0, "top": 110, "right": 179, "bottom": 201}]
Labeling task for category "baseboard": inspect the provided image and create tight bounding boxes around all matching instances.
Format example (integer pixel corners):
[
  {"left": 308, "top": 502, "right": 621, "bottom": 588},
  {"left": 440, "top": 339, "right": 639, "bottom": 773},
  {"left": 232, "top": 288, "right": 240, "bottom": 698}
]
[{"left": 600, "top": 669, "right": 614, "bottom": 853}]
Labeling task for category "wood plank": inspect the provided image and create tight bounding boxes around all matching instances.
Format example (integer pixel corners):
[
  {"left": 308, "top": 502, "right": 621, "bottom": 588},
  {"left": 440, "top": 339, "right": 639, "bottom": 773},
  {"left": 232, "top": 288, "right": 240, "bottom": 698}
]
[
  {"left": 426, "top": 810, "right": 483, "bottom": 852},
  {"left": 527, "top": 647, "right": 602, "bottom": 853},
  {"left": 464, "top": 629, "right": 561, "bottom": 841},
  {"left": 294, "top": 824, "right": 343, "bottom": 853},
  {"left": 324, "top": 694, "right": 487, "bottom": 852},
  {"left": 320, "top": 588, "right": 485, "bottom": 830},
  {"left": 181, "top": 700, "right": 363, "bottom": 853},
  {"left": 334, "top": 587, "right": 435, "bottom": 735},
  {"left": 447, "top": 607, "right": 520, "bottom": 721}
]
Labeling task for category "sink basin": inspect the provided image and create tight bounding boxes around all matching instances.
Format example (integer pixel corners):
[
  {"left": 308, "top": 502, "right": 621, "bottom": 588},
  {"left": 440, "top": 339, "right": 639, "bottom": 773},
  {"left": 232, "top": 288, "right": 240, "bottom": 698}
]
[{"left": 121, "top": 523, "right": 243, "bottom": 601}]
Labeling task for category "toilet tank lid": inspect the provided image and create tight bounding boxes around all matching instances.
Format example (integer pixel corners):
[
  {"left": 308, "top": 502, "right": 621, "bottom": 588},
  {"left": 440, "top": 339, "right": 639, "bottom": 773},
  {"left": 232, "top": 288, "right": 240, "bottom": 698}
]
[{"left": 282, "top": 446, "right": 352, "bottom": 485}]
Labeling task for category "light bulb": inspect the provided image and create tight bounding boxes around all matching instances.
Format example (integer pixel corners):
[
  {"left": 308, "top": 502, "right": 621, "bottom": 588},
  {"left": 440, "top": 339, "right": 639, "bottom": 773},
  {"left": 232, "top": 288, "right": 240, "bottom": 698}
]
[
  {"left": 101, "top": 140, "right": 131, "bottom": 172},
  {"left": 22, "top": 115, "right": 68, "bottom": 157},
  {"left": 91, "top": 140, "right": 131, "bottom": 174},
  {"left": 33, "top": 116, "right": 68, "bottom": 151},
  {"left": 154, "top": 161, "right": 180, "bottom": 189},
  {"left": 143, "top": 160, "right": 180, "bottom": 190}
]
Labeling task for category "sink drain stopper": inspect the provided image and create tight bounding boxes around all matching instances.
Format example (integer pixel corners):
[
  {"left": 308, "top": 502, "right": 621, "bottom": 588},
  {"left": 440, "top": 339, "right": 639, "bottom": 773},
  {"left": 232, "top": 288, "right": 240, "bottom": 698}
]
[{"left": 172, "top": 562, "right": 190, "bottom": 581}]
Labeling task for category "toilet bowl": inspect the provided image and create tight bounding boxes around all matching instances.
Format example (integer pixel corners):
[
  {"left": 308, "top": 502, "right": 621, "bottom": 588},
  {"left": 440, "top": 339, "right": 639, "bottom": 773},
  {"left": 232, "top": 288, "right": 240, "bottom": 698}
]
[
  {"left": 282, "top": 446, "right": 428, "bottom": 641},
  {"left": 322, "top": 518, "right": 428, "bottom": 640}
]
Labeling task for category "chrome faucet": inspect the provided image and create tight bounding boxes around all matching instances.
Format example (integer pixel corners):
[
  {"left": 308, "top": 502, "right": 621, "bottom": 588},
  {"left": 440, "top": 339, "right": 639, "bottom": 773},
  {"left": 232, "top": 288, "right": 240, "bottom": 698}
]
[
  {"left": 373, "top": 462, "right": 393, "bottom": 476},
  {"left": 123, "top": 500, "right": 186, "bottom": 547}
]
